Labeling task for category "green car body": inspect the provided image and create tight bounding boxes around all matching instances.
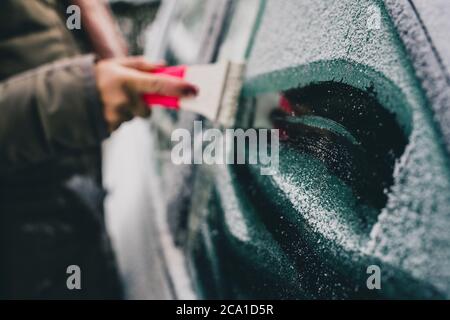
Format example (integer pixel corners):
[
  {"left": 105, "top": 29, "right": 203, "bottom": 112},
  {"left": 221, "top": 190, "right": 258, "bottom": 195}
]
[{"left": 111, "top": 0, "right": 450, "bottom": 299}]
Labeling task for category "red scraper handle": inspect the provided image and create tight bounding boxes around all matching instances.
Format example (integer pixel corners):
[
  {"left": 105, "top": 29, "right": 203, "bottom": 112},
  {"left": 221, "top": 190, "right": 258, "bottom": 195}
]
[{"left": 142, "top": 65, "right": 187, "bottom": 109}]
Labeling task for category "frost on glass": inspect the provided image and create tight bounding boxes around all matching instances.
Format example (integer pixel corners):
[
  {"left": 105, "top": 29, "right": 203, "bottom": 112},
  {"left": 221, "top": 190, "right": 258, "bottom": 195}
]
[{"left": 242, "top": 0, "right": 450, "bottom": 297}]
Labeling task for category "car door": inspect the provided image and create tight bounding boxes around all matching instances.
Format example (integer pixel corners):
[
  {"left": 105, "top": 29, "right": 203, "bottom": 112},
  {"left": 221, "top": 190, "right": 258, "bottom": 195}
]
[{"left": 184, "top": 0, "right": 450, "bottom": 299}]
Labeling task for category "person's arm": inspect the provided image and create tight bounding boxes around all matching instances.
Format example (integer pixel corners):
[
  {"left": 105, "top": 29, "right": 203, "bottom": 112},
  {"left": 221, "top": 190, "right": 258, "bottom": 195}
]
[
  {"left": 72, "top": 0, "right": 128, "bottom": 59},
  {"left": 0, "top": 55, "right": 198, "bottom": 175},
  {"left": 0, "top": 55, "right": 105, "bottom": 175}
]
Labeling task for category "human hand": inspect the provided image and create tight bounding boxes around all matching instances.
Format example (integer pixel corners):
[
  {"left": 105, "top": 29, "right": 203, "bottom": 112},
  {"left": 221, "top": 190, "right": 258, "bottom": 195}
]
[{"left": 95, "top": 56, "right": 198, "bottom": 132}]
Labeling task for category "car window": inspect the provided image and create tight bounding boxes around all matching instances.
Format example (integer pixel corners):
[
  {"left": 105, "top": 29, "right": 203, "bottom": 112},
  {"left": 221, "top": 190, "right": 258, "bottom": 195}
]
[{"left": 248, "top": 83, "right": 407, "bottom": 211}]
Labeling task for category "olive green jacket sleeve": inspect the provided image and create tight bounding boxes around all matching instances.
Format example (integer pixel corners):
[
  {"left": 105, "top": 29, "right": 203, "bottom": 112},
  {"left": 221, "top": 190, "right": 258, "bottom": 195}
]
[{"left": 0, "top": 55, "right": 108, "bottom": 175}]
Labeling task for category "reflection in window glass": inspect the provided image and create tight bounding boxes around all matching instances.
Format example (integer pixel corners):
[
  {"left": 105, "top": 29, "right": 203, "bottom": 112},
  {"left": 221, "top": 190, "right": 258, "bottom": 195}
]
[
  {"left": 218, "top": 0, "right": 261, "bottom": 61},
  {"left": 167, "top": 0, "right": 209, "bottom": 64}
]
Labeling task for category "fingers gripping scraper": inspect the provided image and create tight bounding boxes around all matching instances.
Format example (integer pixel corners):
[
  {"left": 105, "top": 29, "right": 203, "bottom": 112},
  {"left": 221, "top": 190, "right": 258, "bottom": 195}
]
[{"left": 142, "top": 61, "right": 245, "bottom": 127}]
